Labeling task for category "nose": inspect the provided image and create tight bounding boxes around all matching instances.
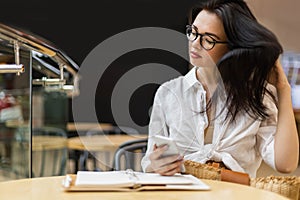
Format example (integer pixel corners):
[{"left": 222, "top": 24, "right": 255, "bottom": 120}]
[{"left": 191, "top": 35, "right": 202, "bottom": 50}]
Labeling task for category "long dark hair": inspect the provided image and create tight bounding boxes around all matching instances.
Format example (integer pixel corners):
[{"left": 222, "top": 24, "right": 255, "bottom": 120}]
[{"left": 189, "top": 0, "right": 282, "bottom": 122}]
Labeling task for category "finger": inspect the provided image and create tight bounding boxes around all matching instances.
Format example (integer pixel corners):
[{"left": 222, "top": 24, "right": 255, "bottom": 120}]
[
  {"left": 160, "top": 154, "right": 182, "bottom": 164},
  {"left": 149, "top": 145, "right": 169, "bottom": 160},
  {"left": 155, "top": 160, "right": 183, "bottom": 175},
  {"left": 275, "top": 58, "right": 281, "bottom": 67},
  {"left": 161, "top": 165, "right": 182, "bottom": 176},
  {"left": 151, "top": 154, "right": 181, "bottom": 170}
]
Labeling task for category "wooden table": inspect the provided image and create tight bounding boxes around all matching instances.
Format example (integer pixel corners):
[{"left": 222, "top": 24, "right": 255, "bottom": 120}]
[
  {"left": 5, "top": 121, "right": 114, "bottom": 133},
  {"left": 0, "top": 176, "right": 289, "bottom": 200},
  {"left": 68, "top": 134, "right": 147, "bottom": 151},
  {"left": 32, "top": 136, "right": 67, "bottom": 151},
  {"left": 66, "top": 122, "right": 113, "bottom": 132}
]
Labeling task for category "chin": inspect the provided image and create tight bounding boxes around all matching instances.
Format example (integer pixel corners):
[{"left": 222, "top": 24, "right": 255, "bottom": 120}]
[
  {"left": 189, "top": 58, "right": 198, "bottom": 66},
  {"left": 190, "top": 60, "right": 203, "bottom": 67}
]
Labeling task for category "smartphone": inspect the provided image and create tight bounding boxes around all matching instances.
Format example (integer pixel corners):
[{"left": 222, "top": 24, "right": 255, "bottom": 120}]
[
  {"left": 152, "top": 135, "right": 180, "bottom": 157},
  {"left": 152, "top": 135, "right": 186, "bottom": 173}
]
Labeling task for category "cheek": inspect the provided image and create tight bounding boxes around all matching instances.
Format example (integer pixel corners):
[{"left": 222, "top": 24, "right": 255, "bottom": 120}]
[
  {"left": 209, "top": 47, "right": 228, "bottom": 64},
  {"left": 188, "top": 43, "right": 192, "bottom": 53}
]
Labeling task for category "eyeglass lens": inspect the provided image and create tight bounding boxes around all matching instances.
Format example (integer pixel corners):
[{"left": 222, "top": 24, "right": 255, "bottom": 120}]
[{"left": 186, "top": 25, "right": 216, "bottom": 50}]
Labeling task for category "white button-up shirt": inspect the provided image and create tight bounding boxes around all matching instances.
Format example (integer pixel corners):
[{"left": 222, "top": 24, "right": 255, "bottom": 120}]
[{"left": 141, "top": 67, "right": 278, "bottom": 178}]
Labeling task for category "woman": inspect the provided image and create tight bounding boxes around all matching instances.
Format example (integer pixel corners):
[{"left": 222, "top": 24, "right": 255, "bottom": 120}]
[{"left": 141, "top": 0, "right": 299, "bottom": 178}]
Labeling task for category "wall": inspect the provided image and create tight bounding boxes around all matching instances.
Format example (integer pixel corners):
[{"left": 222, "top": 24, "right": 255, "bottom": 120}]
[{"left": 247, "top": 0, "right": 300, "bottom": 52}]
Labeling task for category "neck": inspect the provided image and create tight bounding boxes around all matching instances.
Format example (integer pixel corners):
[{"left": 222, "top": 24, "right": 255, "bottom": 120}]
[{"left": 196, "top": 66, "right": 218, "bottom": 99}]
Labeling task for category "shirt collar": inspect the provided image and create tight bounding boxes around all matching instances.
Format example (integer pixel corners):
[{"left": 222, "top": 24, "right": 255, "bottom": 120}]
[
  {"left": 183, "top": 66, "right": 202, "bottom": 92},
  {"left": 183, "top": 67, "right": 230, "bottom": 122}
]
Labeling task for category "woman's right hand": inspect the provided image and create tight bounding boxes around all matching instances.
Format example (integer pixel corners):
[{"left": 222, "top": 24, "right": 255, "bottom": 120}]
[{"left": 146, "top": 144, "right": 183, "bottom": 176}]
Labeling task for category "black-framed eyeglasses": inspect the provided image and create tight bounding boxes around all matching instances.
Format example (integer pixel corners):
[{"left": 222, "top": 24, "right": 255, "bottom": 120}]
[{"left": 186, "top": 25, "right": 228, "bottom": 50}]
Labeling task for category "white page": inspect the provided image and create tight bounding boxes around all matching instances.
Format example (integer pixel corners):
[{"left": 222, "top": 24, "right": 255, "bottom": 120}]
[
  {"left": 75, "top": 171, "right": 134, "bottom": 187},
  {"left": 75, "top": 171, "right": 210, "bottom": 190},
  {"left": 135, "top": 172, "right": 198, "bottom": 185}
]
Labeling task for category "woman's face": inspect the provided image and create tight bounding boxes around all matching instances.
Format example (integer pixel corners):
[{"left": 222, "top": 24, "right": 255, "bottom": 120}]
[{"left": 189, "top": 9, "right": 229, "bottom": 67}]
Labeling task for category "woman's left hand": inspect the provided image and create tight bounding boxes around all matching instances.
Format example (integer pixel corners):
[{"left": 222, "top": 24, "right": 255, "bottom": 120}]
[
  {"left": 268, "top": 58, "right": 290, "bottom": 91},
  {"left": 268, "top": 58, "right": 299, "bottom": 173}
]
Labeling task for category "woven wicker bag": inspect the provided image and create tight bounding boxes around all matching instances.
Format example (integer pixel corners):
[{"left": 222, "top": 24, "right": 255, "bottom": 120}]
[
  {"left": 183, "top": 160, "right": 221, "bottom": 181},
  {"left": 250, "top": 176, "right": 300, "bottom": 200},
  {"left": 184, "top": 160, "right": 300, "bottom": 199},
  {"left": 183, "top": 160, "right": 250, "bottom": 185}
]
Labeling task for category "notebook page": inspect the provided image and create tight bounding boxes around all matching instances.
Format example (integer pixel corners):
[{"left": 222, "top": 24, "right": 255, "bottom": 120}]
[
  {"left": 75, "top": 171, "right": 210, "bottom": 190},
  {"left": 135, "top": 172, "right": 202, "bottom": 185},
  {"left": 75, "top": 171, "right": 134, "bottom": 187}
]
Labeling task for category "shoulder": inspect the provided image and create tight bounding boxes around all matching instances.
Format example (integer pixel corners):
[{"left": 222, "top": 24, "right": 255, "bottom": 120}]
[{"left": 155, "top": 76, "right": 185, "bottom": 98}]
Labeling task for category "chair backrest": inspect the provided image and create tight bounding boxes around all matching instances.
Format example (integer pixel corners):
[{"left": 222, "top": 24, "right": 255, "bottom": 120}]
[
  {"left": 77, "top": 128, "right": 106, "bottom": 171},
  {"left": 113, "top": 138, "right": 148, "bottom": 171},
  {"left": 78, "top": 126, "right": 141, "bottom": 171}
]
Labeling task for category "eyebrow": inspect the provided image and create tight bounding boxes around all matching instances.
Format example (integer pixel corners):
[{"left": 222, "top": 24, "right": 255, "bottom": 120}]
[
  {"left": 191, "top": 25, "right": 221, "bottom": 40},
  {"left": 204, "top": 32, "right": 221, "bottom": 40}
]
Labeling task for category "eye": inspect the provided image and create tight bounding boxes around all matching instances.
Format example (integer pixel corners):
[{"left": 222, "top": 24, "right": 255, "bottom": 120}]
[
  {"left": 191, "top": 32, "right": 197, "bottom": 37},
  {"left": 186, "top": 29, "right": 197, "bottom": 41},
  {"left": 203, "top": 36, "right": 216, "bottom": 44}
]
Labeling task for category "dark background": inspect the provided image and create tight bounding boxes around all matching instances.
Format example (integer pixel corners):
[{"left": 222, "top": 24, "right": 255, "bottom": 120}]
[
  {"left": 0, "top": 0, "right": 199, "bottom": 130},
  {"left": 0, "top": 0, "right": 199, "bottom": 64}
]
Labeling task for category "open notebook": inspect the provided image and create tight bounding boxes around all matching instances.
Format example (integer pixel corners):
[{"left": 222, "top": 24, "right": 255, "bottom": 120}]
[{"left": 62, "top": 170, "right": 210, "bottom": 192}]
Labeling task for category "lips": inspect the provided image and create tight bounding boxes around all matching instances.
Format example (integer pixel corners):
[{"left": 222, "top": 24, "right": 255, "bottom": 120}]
[{"left": 190, "top": 51, "right": 201, "bottom": 59}]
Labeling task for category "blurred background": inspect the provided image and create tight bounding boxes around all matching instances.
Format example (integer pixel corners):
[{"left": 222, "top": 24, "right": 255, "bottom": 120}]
[
  {"left": 0, "top": 0, "right": 299, "bottom": 125},
  {"left": 0, "top": 0, "right": 298, "bottom": 181}
]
